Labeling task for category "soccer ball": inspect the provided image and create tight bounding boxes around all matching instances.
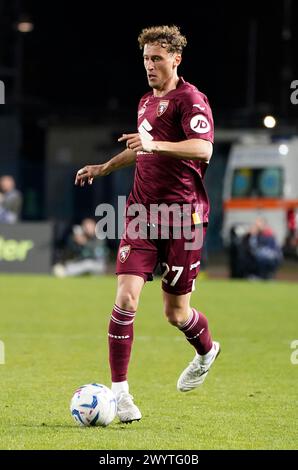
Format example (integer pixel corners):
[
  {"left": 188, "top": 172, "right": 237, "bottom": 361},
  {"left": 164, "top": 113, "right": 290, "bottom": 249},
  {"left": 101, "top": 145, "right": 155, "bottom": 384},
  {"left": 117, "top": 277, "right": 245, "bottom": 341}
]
[{"left": 70, "top": 383, "right": 117, "bottom": 427}]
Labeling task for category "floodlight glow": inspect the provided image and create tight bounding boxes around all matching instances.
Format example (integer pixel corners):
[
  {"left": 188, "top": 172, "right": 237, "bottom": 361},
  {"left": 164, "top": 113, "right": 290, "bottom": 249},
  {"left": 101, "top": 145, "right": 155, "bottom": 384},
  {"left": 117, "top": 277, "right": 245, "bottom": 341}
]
[
  {"left": 16, "top": 17, "right": 34, "bottom": 33},
  {"left": 263, "top": 115, "right": 276, "bottom": 128}
]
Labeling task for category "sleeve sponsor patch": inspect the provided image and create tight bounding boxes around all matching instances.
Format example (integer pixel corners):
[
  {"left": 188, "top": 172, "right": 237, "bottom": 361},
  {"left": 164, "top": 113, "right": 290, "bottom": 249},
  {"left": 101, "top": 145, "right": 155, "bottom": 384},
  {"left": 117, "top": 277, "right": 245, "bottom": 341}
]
[{"left": 190, "top": 114, "right": 211, "bottom": 134}]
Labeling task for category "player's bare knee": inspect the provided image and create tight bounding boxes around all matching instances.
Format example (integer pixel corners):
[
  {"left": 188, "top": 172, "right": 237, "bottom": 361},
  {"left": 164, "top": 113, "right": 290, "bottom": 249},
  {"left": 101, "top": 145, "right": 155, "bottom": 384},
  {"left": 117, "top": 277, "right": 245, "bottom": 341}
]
[
  {"left": 164, "top": 307, "right": 188, "bottom": 328},
  {"left": 167, "top": 317, "right": 185, "bottom": 328},
  {"left": 115, "top": 291, "right": 139, "bottom": 311}
]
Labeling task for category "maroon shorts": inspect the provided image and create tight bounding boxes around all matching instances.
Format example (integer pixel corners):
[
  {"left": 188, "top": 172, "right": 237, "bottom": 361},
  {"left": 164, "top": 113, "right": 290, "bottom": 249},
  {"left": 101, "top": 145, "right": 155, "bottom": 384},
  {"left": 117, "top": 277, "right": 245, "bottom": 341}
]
[{"left": 116, "top": 223, "right": 206, "bottom": 295}]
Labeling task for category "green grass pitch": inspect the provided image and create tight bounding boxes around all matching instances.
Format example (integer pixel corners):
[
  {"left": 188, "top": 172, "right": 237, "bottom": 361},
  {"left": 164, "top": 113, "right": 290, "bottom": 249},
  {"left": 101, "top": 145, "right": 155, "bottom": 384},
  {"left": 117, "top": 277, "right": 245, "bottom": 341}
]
[{"left": 0, "top": 275, "right": 297, "bottom": 450}]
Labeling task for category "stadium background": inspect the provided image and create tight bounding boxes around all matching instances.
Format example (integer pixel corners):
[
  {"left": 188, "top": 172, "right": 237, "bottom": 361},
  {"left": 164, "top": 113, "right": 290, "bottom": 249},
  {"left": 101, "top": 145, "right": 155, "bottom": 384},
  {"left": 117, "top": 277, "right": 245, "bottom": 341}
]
[
  {"left": 0, "top": 0, "right": 297, "bottom": 451},
  {"left": 1, "top": 0, "right": 298, "bottom": 256}
]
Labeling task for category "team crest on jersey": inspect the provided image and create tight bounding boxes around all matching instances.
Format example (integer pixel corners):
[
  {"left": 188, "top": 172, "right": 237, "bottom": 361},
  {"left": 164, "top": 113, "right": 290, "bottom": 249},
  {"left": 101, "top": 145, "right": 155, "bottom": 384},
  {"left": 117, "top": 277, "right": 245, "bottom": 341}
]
[
  {"left": 119, "top": 244, "right": 131, "bottom": 263},
  {"left": 156, "top": 100, "right": 169, "bottom": 117}
]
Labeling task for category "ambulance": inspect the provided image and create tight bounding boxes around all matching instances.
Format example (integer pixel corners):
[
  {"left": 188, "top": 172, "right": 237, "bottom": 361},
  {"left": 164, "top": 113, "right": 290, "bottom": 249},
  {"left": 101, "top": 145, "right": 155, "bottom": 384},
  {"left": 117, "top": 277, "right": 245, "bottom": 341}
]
[{"left": 222, "top": 138, "right": 298, "bottom": 246}]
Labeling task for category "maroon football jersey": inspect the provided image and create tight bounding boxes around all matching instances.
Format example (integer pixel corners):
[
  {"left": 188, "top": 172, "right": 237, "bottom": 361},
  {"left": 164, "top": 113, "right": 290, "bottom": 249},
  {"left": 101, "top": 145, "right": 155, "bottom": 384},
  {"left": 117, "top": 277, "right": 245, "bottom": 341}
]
[{"left": 127, "top": 77, "right": 214, "bottom": 225}]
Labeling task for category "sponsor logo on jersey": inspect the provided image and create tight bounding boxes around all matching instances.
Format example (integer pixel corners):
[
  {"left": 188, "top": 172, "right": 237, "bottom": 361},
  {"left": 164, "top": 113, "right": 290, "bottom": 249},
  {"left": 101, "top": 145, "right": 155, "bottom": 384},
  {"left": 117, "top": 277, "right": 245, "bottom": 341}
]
[
  {"left": 156, "top": 100, "right": 169, "bottom": 117},
  {"left": 193, "top": 103, "right": 206, "bottom": 111},
  {"left": 190, "top": 114, "right": 210, "bottom": 134},
  {"left": 138, "top": 98, "right": 149, "bottom": 118},
  {"left": 119, "top": 244, "right": 131, "bottom": 263}
]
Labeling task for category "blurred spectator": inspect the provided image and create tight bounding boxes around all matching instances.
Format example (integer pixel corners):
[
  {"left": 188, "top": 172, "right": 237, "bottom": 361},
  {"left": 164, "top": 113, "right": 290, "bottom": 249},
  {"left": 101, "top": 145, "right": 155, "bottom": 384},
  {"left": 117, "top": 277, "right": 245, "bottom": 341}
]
[
  {"left": 245, "top": 218, "right": 283, "bottom": 279},
  {"left": 229, "top": 224, "right": 249, "bottom": 278},
  {"left": 0, "top": 175, "right": 23, "bottom": 223},
  {"left": 53, "top": 218, "right": 108, "bottom": 277},
  {"left": 284, "top": 208, "right": 298, "bottom": 259},
  {"left": 229, "top": 218, "right": 282, "bottom": 280}
]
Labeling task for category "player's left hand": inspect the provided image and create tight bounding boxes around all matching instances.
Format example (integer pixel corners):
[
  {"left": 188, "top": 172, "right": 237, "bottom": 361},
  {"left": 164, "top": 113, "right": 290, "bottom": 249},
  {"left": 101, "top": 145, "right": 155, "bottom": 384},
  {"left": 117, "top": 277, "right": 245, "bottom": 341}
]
[
  {"left": 118, "top": 133, "right": 156, "bottom": 153},
  {"left": 118, "top": 133, "right": 142, "bottom": 152}
]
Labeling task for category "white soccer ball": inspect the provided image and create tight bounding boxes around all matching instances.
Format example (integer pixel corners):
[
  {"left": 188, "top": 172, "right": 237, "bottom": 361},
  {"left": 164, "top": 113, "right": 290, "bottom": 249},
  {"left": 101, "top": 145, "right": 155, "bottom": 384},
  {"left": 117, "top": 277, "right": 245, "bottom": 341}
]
[{"left": 70, "top": 383, "right": 117, "bottom": 427}]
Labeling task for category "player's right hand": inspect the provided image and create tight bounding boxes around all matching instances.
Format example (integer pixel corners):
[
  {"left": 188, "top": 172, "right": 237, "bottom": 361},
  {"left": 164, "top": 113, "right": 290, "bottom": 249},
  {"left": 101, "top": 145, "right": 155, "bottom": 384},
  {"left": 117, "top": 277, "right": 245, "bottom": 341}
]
[{"left": 74, "top": 164, "right": 110, "bottom": 187}]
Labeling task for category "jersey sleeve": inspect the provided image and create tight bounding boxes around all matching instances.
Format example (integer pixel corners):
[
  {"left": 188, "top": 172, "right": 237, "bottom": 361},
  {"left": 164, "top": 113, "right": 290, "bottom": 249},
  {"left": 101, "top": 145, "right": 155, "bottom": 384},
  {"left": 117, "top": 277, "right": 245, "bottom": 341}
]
[{"left": 178, "top": 89, "right": 214, "bottom": 143}]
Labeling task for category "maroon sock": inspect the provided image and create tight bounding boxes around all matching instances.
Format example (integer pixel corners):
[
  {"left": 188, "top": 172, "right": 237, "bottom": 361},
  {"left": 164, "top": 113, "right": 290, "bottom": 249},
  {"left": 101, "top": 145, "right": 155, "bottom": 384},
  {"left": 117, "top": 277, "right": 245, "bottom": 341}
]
[
  {"left": 179, "top": 308, "right": 213, "bottom": 355},
  {"left": 108, "top": 304, "right": 135, "bottom": 382}
]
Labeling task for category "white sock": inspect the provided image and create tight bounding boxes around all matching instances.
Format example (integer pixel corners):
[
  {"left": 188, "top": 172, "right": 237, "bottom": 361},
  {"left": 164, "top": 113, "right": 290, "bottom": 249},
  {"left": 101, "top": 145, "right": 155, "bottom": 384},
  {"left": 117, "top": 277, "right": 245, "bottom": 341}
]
[
  {"left": 111, "top": 380, "right": 129, "bottom": 397},
  {"left": 199, "top": 343, "right": 215, "bottom": 363}
]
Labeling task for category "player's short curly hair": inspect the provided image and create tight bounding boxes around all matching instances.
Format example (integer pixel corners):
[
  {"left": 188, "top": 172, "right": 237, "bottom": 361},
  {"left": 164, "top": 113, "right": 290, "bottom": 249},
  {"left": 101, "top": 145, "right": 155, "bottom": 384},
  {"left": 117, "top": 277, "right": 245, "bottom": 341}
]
[{"left": 138, "top": 25, "right": 187, "bottom": 54}]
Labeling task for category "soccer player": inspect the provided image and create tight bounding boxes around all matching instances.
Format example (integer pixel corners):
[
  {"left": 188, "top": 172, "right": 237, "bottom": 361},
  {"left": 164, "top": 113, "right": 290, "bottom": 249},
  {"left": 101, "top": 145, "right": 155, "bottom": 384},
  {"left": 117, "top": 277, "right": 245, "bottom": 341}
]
[{"left": 75, "top": 25, "right": 220, "bottom": 423}]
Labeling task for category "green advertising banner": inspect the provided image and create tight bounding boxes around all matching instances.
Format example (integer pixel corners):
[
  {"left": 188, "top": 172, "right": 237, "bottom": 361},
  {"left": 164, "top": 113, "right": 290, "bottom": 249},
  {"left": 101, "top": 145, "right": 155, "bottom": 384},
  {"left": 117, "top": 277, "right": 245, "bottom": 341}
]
[{"left": 0, "top": 223, "right": 52, "bottom": 273}]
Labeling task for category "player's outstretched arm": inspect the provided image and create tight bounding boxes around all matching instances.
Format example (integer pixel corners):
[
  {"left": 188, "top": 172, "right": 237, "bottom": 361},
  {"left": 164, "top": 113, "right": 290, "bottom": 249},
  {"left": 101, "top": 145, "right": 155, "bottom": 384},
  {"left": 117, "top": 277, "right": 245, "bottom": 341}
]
[
  {"left": 118, "top": 134, "right": 213, "bottom": 162},
  {"left": 140, "top": 137, "right": 213, "bottom": 162},
  {"left": 75, "top": 148, "right": 136, "bottom": 187}
]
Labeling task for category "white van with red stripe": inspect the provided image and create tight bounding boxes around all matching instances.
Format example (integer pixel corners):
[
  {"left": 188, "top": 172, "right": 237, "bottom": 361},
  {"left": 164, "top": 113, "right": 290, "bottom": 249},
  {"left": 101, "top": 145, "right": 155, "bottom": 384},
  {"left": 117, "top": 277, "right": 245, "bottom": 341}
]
[{"left": 222, "top": 139, "right": 298, "bottom": 246}]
